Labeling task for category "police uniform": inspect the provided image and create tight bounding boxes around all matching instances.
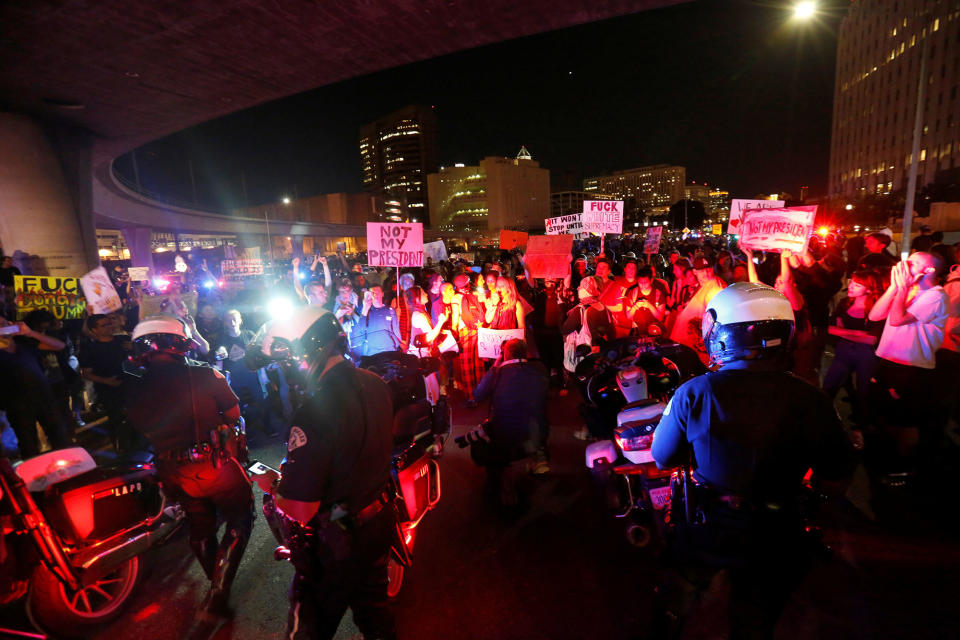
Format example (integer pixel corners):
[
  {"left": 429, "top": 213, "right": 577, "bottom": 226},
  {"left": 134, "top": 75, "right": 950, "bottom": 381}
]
[
  {"left": 279, "top": 360, "right": 397, "bottom": 640},
  {"left": 651, "top": 361, "right": 855, "bottom": 638},
  {"left": 126, "top": 358, "right": 254, "bottom": 590}
]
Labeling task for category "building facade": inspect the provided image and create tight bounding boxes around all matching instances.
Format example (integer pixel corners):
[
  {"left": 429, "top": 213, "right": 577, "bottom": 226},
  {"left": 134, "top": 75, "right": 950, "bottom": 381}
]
[
  {"left": 828, "top": 0, "right": 960, "bottom": 199},
  {"left": 232, "top": 192, "right": 375, "bottom": 226},
  {"left": 359, "top": 105, "right": 438, "bottom": 223},
  {"left": 429, "top": 149, "right": 550, "bottom": 233},
  {"left": 583, "top": 164, "right": 686, "bottom": 216}
]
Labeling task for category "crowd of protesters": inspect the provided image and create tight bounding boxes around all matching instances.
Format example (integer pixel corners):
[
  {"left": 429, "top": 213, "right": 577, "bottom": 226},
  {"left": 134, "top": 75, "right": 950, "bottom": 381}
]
[{"left": 2, "top": 224, "right": 959, "bottom": 490}]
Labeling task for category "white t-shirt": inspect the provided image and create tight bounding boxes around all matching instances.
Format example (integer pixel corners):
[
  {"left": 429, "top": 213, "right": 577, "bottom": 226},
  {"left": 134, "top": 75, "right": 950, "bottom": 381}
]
[{"left": 875, "top": 285, "right": 948, "bottom": 369}]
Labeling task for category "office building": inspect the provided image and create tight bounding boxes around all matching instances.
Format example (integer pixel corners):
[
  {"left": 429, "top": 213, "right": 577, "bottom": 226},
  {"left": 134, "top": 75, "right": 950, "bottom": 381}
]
[
  {"left": 828, "top": 0, "right": 959, "bottom": 198},
  {"left": 428, "top": 148, "right": 550, "bottom": 233},
  {"left": 708, "top": 188, "right": 731, "bottom": 221},
  {"left": 583, "top": 164, "right": 686, "bottom": 216},
  {"left": 359, "top": 105, "right": 438, "bottom": 223}
]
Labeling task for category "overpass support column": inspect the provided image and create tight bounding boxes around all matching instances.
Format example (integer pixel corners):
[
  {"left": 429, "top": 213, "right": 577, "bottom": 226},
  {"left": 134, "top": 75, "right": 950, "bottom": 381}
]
[
  {"left": 121, "top": 227, "right": 155, "bottom": 271},
  {"left": 0, "top": 113, "right": 98, "bottom": 276}
]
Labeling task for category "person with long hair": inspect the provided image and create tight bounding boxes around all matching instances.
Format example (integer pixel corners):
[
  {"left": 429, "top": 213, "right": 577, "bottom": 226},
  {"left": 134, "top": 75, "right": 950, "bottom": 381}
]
[
  {"left": 406, "top": 286, "right": 451, "bottom": 358},
  {"left": 485, "top": 276, "right": 525, "bottom": 330},
  {"left": 822, "top": 270, "right": 884, "bottom": 427}
]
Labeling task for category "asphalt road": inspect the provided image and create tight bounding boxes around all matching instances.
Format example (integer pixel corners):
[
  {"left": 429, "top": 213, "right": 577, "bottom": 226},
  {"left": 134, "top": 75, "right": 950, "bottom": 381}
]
[{"left": 6, "top": 387, "right": 960, "bottom": 639}]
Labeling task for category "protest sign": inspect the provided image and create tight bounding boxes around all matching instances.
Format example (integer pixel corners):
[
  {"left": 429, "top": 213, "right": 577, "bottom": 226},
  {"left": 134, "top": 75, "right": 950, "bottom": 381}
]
[
  {"left": 711, "top": 223, "right": 723, "bottom": 236},
  {"left": 643, "top": 227, "right": 663, "bottom": 254},
  {"left": 13, "top": 276, "right": 85, "bottom": 320},
  {"left": 477, "top": 327, "right": 526, "bottom": 359},
  {"left": 221, "top": 259, "right": 264, "bottom": 277},
  {"left": 499, "top": 230, "right": 529, "bottom": 251},
  {"left": 524, "top": 234, "right": 573, "bottom": 279},
  {"left": 423, "top": 240, "right": 448, "bottom": 264},
  {"left": 139, "top": 291, "right": 199, "bottom": 320},
  {"left": 582, "top": 200, "right": 624, "bottom": 235},
  {"left": 738, "top": 206, "right": 818, "bottom": 254},
  {"left": 728, "top": 199, "right": 784, "bottom": 235},
  {"left": 545, "top": 213, "right": 588, "bottom": 238},
  {"left": 128, "top": 267, "right": 150, "bottom": 282},
  {"left": 80, "top": 266, "right": 122, "bottom": 314},
  {"left": 367, "top": 222, "right": 424, "bottom": 267}
]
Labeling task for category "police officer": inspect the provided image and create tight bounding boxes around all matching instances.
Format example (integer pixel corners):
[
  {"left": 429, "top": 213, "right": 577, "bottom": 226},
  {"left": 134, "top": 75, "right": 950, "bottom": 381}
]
[
  {"left": 125, "top": 316, "right": 253, "bottom": 619},
  {"left": 650, "top": 283, "right": 856, "bottom": 639},
  {"left": 251, "top": 307, "right": 397, "bottom": 640}
]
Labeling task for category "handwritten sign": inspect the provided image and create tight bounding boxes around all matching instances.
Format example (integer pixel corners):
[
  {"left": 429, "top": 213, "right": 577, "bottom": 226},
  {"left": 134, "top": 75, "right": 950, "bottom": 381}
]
[
  {"left": 739, "top": 206, "right": 817, "bottom": 253},
  {"left": 499, "top": 230, "right": 529, "bottom": 251},
  {"left": 545, "top": 213, "right": 587, "bottom": 238},
  {"left": 221, "top": 259, "right": 264, "bottom": 277},
  {"left": 643, "top": 227, "right": 663, "bottom": 254},
  {"left": 367, "top": 222, "right": 424, "bottom": 267},
  {"left": 525, "top": 234, "right": 573, "bottom": 279},
  {"left": 139, "top": 291, "right": 199, "bottom": 321},
  {"left": 127, "top": 267, "right": 150, "bottom": 282},
  {"left": 13, "top": 276, "right": 85, "bottom": 320},
  {"left": 424, "top": 240, "right": 448, "bottom": 264},
  {"left": 477, "top": 328, "right": 526, "bottom": 359},
  {"left": 711, "top": 223, "right": 723, "bottom": 236},
  {"left": 80, "top": 266, "right": 122, "bottom": 314},
  {"left": 582, "top": 200, "right": 624, "bottom": 235},
  {"left": 729, "top": 199, "right": 784, "bottom": 235}
]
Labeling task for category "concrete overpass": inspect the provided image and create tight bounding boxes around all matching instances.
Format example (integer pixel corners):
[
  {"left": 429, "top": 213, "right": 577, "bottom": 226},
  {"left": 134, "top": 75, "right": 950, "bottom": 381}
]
[{"left": 0, "top": 0, "right": 684, "bottom": 275}]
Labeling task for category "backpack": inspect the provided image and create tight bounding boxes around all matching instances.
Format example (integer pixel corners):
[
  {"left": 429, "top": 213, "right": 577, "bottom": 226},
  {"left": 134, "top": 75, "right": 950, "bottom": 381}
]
[{"left": 563, "top": 306, "right": 593, "bottom": 373}]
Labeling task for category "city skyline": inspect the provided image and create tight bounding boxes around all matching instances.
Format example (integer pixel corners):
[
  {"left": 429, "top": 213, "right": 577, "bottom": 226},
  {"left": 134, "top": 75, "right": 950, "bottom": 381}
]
[{"left": 112, "top": 0, "right": 848, "bottom": 214}]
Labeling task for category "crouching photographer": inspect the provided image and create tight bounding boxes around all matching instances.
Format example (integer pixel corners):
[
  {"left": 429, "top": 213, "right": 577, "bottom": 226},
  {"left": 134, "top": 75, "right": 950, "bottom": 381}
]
[{"left": 463, "top": 339, "right": 548, "bottom": 506}]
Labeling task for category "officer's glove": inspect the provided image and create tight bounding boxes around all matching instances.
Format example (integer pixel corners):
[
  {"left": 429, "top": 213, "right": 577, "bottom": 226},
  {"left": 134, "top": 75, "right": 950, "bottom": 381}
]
[{"left": 466, "top": 425, "right": 489, "bottom": 444}]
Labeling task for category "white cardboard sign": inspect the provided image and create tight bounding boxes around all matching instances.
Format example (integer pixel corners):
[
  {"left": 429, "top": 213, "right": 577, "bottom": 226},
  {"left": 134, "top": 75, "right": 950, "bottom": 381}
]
[
  {"left": 80, "top": 265, "right": 123, "bottom": 314},
  {"left": 367, "top": 222, "right": 424, "bottom": 267},
  {"left": 729, "top": 199, "right": 784, "bottom": 235},
  {"left": 477, "top": 328, "right": 526, "bottom": 359},
  {"left": 127, "top": 267, "right": 150, "bottom": 282},
  {"left": 545, "top": 213, "right": 586, "bottom": 237},
  {"left": 582, "top": 200, "right": 624, "bottom": 235},
  {"left": 643, "top": 227, "right": 663, "bottom": 254},
  {"left": 423, "top": 240, "right": 448, "bottom": 264}
]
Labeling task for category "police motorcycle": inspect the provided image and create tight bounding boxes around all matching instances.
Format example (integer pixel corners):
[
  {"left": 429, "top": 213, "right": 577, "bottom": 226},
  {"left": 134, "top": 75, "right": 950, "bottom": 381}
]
[
  {"left": 245, "top": 310, "right": 448, "bottom": 598},
  {"left": 577, "top": 333, "right": 706, "bottom": 548},
  {"left": 0, "top": 447, "right": 184, "bottom": 638}
]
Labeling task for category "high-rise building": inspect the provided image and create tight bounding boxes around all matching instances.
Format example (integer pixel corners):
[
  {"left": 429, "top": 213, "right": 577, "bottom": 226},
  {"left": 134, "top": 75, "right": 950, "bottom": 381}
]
[
  {"left": 359, "top": 105, "right": 438, "bottom": 224},
  {"left": 683, "top": 182, "right": 711, "bottom": 203},
  {"left": 428, "top": 148, "right": 550, "bottom": 233},
  {"left": 828, "top": 0, "right": 959, "bottom": 199},
  {"left": 708, "top": 188, "right": 731, "bottom": 221},
  {"left": 583, "top": 164, "right": 686, "bottom": 216}
]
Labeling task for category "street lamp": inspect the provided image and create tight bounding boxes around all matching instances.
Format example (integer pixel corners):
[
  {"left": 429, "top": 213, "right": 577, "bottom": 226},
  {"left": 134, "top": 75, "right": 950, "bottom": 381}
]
[
  {"left": 282, "top": 197, "right": 291, "bottom": 205},
  {"left": 793, "top": 2, "right": 816, "bottom": 20}
]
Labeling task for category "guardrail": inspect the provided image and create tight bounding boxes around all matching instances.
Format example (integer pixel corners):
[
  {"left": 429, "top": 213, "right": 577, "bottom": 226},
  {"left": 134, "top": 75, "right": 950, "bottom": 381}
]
[{"left": 111, "top": 164, "right": 225, "bottom": 214}]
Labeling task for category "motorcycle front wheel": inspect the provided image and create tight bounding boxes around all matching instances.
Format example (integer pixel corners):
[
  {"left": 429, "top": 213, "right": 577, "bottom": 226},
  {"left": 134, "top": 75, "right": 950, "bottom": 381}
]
[
  {"left": 27, "top": 556, "right": 140, "bottom": 638},
  {"left": 386, "top": 558, "right": 405, "bottom": 599}
]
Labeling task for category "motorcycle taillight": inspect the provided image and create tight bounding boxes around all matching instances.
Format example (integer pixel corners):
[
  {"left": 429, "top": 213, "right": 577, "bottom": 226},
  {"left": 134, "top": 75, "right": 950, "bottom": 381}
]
[{"left": 616, "top": 433, "right": 653, "bottom": 452}]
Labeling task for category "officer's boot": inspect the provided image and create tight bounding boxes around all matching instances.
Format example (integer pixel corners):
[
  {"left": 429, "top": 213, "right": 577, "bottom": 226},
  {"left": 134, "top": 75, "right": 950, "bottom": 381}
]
[
  {"left": 199, "top": 524, "right": 250, "bottom": 618},
  {"left": 189, "top": 535, "right": 218, "bottom": 580}
]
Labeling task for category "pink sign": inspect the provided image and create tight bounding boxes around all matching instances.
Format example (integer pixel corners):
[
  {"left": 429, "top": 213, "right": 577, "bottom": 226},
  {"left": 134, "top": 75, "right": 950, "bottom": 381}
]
[{"left": 367, "top": 222, "right": 424, "bottom": 267}]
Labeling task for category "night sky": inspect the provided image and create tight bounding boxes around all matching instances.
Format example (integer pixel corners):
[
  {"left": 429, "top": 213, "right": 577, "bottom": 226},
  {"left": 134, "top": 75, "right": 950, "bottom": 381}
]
[{"left": 113, "top": 0, "right": 849, "bottom": 213}]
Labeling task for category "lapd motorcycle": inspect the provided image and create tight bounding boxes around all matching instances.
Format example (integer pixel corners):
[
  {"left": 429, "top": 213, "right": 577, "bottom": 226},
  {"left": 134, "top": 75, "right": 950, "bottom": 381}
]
[
  {"left": 0, "top": 448, "right": 184, "bottom": 638},
  {"left": 578, "top": 336, "right": 705, "bottom": 548}
]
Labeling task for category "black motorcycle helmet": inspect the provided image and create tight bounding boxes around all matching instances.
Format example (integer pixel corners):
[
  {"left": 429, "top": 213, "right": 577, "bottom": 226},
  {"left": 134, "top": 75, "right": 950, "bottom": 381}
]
[{"left": 245, "top": 307, "right": 347, "bottom": 381}]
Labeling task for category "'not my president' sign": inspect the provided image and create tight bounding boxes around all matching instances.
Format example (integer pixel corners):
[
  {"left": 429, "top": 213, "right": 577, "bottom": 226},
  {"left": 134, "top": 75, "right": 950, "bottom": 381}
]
[{"left": 367, "top": 222, "right": 424, "bottom": 267}]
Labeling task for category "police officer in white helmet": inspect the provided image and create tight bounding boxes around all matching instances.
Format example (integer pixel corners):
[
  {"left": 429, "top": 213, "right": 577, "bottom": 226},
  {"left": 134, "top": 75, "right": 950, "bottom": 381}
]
[{"left": 650, "top": 283, "right": 856, "bottom": 639}]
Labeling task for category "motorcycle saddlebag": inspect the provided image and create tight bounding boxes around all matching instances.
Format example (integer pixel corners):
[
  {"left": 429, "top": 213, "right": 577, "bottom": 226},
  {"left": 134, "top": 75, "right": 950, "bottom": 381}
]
[{"left": 42, "top": 466, "right": 162, "bottom": 545}]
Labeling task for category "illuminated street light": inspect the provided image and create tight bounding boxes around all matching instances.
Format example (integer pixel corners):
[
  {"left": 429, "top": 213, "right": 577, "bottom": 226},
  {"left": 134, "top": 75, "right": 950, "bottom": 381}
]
[
  {"left": 282, "top": 197, "right": 291, "bottom": 205},
  {"left": 793, "top": 1, "right": 816, "bottom": 20},
  {"left": 845, "top": 204, "right": 854, "bottom": 210}
]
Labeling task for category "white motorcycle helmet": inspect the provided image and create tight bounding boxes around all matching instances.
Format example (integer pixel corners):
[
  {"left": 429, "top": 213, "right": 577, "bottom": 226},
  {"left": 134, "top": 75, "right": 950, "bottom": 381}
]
[
  {"left": 131, "top": 315, "right": 196, "bottom": 362},
  {"left": 701, "top": 282, "right": 795, "bottom": 365}
]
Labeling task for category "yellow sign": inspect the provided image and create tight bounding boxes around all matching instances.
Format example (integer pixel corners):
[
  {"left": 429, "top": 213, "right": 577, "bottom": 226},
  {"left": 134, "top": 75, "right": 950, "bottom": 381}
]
[
  {"left": 13, "top": 275, "right": 86, "bottom": 320},
  {"left": 712, "top": 224, "right": 723, "bottom": 235}
]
